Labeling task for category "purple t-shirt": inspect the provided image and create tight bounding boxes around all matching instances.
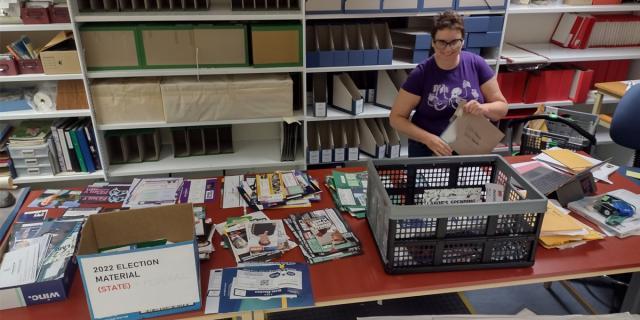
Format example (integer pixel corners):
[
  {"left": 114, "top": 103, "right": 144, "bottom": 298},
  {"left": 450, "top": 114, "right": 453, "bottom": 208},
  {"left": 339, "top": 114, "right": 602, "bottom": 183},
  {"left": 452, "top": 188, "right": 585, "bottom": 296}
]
[{"left": 402, "top": 51, "right": 495, "bottom": 136}]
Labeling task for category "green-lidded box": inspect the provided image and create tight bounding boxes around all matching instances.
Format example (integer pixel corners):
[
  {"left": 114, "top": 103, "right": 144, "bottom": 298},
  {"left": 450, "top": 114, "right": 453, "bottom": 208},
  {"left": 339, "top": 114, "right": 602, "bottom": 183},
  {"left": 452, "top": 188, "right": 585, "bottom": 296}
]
[
  {"left": 195, "top": 24, "right": 249, "bottom": 67},
  {"left": 80, "top": 24, "right": 144, "bottom": 71},
  {"left": 250, "top": 23, "right": 302, "bottom": 67},
  {"left": 139, "top": 23, "right": 196, "bottom": 68}
]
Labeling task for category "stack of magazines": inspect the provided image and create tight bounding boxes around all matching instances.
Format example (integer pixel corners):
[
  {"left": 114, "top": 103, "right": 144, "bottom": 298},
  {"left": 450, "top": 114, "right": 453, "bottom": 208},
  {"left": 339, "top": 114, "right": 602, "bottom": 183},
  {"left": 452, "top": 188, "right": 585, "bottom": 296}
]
[
  {"left": 215, "top": 211, "right": 297, "bottom": 264},
  {"left": 285, "top": 208, "right": 362, "bottom": 264},
  {"left": 238, "top": 170, "right": 321, "bottom": 210},
  {"left": 568, "top": 189, "right": 640, "bottom": 238},
  {"left": 325, "top": 171, "right": 367, "bottom": 218}
]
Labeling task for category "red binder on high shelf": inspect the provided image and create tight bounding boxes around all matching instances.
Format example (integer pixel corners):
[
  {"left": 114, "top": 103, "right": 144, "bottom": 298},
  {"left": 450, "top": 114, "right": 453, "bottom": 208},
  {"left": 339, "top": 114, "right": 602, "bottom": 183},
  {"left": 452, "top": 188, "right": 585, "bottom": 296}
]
[{"left": 550, "top": 13, "right": 583, "bottom": 48}]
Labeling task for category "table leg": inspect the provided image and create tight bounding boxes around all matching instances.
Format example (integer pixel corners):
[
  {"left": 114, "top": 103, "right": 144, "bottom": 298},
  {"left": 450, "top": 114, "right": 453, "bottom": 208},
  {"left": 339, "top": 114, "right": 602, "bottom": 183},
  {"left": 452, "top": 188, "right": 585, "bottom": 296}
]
[
  {"left": 621, "top": 272, "right": 640, "bottom": 313},
  {"left": 252, "top": 310, "right": 266, "bottom": 320}
]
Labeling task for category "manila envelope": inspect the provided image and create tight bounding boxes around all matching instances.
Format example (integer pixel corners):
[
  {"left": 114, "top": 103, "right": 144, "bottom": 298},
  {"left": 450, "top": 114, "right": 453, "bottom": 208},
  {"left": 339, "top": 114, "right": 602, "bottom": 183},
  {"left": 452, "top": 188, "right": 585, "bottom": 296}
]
[{"left": 441, "top": 106, "right": 504, "bottom": 155}]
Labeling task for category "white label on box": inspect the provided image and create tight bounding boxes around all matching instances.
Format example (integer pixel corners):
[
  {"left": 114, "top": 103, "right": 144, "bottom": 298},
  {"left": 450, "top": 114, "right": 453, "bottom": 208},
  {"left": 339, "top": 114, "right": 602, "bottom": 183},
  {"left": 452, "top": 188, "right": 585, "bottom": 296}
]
[
  {"left": 367, "top": 89, "right": 376, "bottom": 103},
  {"left": 308, "top": 150, "right": 320, "bottom": 164},
  {"left": 334, "top": 148, "right": 345, "bottom": 162},
  {"left": 314, "top": 103, "right": 326, "bottom": 117},
  {"left": 0, "top": 287, "right": 24, "bottom": 310},
  {"left": 422, "top": 188, "right": 482, "bottom": 205},
  {"left": 390, "top": 145, "right": 400, "bottom": 158},
  {"left": 485, "top": 183, "right": 505, "bottom": 202},
  {"left": 377, "top": 146, "right": 385, "bottom": 158},
  {"left": 321, "top": 150, "right": 333, "bottom": 163},
  {"left": 355, "top": 99, "right": 364, "bottom": 114},
  {"left": 79, "top": 243, "right": 200, "bottom": 319},
  {"left": 348, "top": 147, "right": 359, "bottom": 160}
]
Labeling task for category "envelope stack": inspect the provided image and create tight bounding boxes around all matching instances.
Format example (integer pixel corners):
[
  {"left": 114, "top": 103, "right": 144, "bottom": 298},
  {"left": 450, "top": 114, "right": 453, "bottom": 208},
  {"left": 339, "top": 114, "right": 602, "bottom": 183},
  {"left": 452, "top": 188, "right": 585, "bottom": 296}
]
[{"left": 539, "top": 202, "right": 604, "bottom": 249}]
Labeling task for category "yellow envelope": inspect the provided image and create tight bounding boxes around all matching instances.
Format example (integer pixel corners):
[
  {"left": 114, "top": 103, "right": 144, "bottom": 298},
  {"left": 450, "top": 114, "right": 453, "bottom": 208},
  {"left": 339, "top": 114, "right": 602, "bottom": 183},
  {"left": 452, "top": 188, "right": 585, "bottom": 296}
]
[{"left": 543, "top": 148, "right": 594, "bottom": 173}]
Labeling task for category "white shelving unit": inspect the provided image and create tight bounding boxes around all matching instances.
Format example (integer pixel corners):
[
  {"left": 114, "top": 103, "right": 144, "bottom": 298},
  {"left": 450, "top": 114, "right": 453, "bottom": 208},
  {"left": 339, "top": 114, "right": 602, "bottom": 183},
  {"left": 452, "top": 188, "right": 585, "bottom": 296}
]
[
  {"left": 13, "top": 170, "right": 105, "bottom": 184},
  {"left": 0, "top": 73, "right": 84, "bottom": 82},
  {"left": 98, "top": 110, "right": 305, "bottom": 131},
  {"left": 508, "top": 3, "right": 640, "bottom": 14},
  {"left": 513, "top": 43, "right": 640, "bottom": 63},
  {"left": 87, "top": 66, "right": 304, "bottom": 79},
  {"left": 0, "top": 23, "right": 73, "bottom": 32},
  {"left": 0, "top": 109, "right": 91, "bottom": 121},
  {"left": 3, "top": 0, "right": 636, "bottom": 184},
  {"left": 107, "top": 140, "right": 304, "bottom": 177}
]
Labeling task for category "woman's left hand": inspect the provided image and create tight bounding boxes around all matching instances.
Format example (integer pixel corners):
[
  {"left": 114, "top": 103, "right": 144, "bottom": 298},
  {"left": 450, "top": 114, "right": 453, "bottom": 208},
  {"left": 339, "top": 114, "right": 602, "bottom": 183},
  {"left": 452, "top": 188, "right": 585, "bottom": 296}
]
[{"left": 463, "top": 100, "right": 486, "bottom": 117}]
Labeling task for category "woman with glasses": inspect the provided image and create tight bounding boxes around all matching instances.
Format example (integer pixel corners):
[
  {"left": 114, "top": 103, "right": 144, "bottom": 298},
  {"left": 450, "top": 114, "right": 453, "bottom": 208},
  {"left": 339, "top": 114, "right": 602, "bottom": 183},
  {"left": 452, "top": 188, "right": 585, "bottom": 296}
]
[{"left": 390, "top": 10, "right": 508, "bottom": 157}]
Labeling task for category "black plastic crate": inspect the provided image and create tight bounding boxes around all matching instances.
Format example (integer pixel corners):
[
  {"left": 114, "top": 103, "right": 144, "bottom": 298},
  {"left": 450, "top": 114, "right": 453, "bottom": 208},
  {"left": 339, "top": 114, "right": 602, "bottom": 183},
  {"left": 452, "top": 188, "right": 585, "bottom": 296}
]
[{"left": 366, "top": 155, "right": 547, "bottom": 274}]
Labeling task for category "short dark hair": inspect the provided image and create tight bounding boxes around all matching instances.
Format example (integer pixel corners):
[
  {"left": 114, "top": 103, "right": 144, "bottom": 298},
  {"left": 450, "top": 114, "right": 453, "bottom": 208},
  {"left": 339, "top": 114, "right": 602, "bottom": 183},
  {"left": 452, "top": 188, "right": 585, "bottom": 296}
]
[{"left": 431, "top": 10, "right": 465, "bottom": 40}]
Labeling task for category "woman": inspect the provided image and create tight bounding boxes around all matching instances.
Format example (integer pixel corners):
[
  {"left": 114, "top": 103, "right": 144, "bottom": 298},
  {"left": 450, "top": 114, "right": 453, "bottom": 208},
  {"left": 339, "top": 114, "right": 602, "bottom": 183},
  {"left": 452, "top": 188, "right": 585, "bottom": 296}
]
[{"left": 390, "top": 10, "right": 508, "bottom": 157}]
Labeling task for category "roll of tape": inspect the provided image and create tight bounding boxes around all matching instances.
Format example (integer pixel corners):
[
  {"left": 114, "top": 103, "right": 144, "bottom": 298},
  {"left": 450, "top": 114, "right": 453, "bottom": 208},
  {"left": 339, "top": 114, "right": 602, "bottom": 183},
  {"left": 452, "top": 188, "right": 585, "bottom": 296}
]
[
  {"left": 33, "top": 91, "right": 54, "bottom": 111},
  {"left": 0, "top": 176, "right": 16, "bottom": 190}
]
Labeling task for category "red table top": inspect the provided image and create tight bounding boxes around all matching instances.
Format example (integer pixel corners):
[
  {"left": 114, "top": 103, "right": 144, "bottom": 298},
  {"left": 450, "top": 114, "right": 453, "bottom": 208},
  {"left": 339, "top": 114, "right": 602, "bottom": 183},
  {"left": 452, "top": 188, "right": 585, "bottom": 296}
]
[{"left": 2, "top": 157, "right": 640, "bottom": 319}]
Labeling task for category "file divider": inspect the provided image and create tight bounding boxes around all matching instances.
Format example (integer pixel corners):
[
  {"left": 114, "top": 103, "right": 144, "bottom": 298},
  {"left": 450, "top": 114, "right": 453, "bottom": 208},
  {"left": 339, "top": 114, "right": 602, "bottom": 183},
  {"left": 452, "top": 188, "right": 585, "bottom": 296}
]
[
  {"left": 318, "top": 122, "right": 334, "bottom": 163},
  {"left": 315, "top": 25, "right": 334, "bottom": 67},
  {"left": 359, "top": 24, "right": 379, "bottom": 65},
  {"left": 344, "top": 120, "right": 361, "bottom": 161},
  {"left": 332, "top": 73, "right": 364, "bottom": 115},
  {"left": 373, "top": 23, "right": 393, "bottom": 65},
  {"left": 346, "top": 24, "right": 365, "bottom": 66},
  {"left": 358, "top": 118, "right": 386, "bottom": 158},
  {"left": 307, "top": 122, "right": 321, "bottom": 164},
  {"left": 312, "top": 73, "right": 328, "bottom": 117},
  {"left": 330, "top": 24, "right": 349, "bottom": 66},
  {"left": 306, "top": 25, "right": 320, "bottom": 67},
  {"left": 331, "top": 121, "right": 347, "bottom": 162}
]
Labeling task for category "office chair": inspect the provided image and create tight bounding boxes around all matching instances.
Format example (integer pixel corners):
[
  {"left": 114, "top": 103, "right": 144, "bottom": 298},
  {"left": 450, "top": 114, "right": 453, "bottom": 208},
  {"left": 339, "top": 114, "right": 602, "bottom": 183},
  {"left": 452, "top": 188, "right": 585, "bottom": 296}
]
[
  {"left": 610, "top": 83, "right": 640, "bottom": 168},
  {"left": 506, "top": 114, "right": 597, "bottom": 156}
]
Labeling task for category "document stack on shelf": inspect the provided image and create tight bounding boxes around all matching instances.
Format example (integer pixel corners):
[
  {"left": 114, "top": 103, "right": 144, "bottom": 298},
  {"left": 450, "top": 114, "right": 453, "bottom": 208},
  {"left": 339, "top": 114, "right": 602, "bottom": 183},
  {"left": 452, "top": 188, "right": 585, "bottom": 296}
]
[
  {"left": 539, "top": 201, "right": 604, "bottom": 249},
  {"left": 325, "top": 170, "right": 367, "bottom": 218},
  {"left": 205, "top": 262, "right": 314, "bottom": 314},
  {"left": 215, "top": 211, "right": 297, "bottom": 264},
  {"left": 285, "top": 208, "right": 362, "bottom": 264},
  {"left": 234, "top": 170, "right": 322, "bottom": 211}
]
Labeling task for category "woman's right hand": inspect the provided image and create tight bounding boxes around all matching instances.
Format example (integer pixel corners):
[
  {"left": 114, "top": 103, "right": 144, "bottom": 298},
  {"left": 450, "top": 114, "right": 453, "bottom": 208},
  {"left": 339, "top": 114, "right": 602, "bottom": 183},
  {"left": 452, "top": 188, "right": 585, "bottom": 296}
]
[{"left": 423, "top": 134, "right": 453, "bottom": 156}]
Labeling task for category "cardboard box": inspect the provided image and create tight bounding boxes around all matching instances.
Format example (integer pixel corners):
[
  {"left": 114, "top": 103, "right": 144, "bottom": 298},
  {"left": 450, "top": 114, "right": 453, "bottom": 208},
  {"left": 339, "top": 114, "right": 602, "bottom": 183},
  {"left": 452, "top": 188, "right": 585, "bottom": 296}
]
[
  {"left": 0, "top": 189, "right": 76, "bottom": 312},
  {"left": 250, "top": 23, "right": 302, "bottom": 67},
  {"left": 456, "top": 0, "right": 507, "bottom": 10},
  {"left": 344, "top": 0, "right": 381, "bottom": 13},
  {"left": 76, "top": 204, "right": 201, "bottom": 320},
  {"left": 56, "top": 80, "right": 89, "bottom": 110},
  {"left": 39, "top": 32, "right": 81, "bottom": 75},
  {"left": 488, "top": 15, "right": 504, "bottom": 32},
  {"left": 91, "top": 78, "right": 165, "bottom": 124},
  {"left": 421, "top": 0, "right": 454, "bottom": 11},
  {"left": 81, "top": 25, "right": 142, "bottom": 70},
  {"left": 194, "top": 24, "right": 249, "bottom": 67},
  {"left": 305, "top": 0, "right": 343, "bottom": 13},
  {"left": 463, "top": 16, "right": 490, "bottom": 32},
  {"left": 466, "top": 31, "right": 501, "bottom": 47},
  {"left": 141, "top": 25, "right": 196, "bottom": 67},
  {"left": 382, "top": 0, "right": 420, "bottom": 12}
]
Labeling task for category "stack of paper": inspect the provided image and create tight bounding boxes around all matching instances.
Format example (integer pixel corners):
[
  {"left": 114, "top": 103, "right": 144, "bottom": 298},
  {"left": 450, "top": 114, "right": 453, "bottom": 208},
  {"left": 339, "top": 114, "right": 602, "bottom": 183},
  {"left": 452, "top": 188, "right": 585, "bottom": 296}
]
[
  {"left": 325, "top": 171, "right": 367, "bottom": 218},
  {"left": 232, "top": 170, "right": 322, "bottom": 210},
  {"left": 539, "top": 201, "right": 604, "bottom": 249},
  {"left": 215, "top": 212, "right": 297, "bottom": 264},
  {"left": 122, "top": 178, "right": 184, "bottom": 208},
  {"left": 568, "top": 189, "right": 640, "bottom": 238},
  {"left": 284, "top": 208, "right": 362, "bottom": 264},
  {"left": 534, "top": 147, "right": 619, "bottom": 184},
  {"left": 193, "top": 206, "right": 215, "bottom": 260},
  {"left": 205, "top": 262, "right": 314, "bottom": 314}
]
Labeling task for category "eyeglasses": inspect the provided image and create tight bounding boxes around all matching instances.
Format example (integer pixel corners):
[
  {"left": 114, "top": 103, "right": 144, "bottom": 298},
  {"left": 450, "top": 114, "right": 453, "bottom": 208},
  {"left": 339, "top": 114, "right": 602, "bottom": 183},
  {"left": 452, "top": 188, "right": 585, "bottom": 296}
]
[{"left": 433, "top": 39, "right": 464, "bottom": 50}]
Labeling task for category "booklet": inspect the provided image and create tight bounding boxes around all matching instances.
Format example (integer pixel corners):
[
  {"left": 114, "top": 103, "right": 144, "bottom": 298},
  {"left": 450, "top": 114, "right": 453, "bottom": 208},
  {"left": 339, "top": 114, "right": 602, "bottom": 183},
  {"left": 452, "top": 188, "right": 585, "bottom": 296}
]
[
  {"left": 79, "top": 183, "right": 130, "bottom": 204},
  {"left": 205, "top": 262, "right": 314, "bottom": 314},
  {"left": 28, "top": 189, "right": 81, "bottom": 209}
]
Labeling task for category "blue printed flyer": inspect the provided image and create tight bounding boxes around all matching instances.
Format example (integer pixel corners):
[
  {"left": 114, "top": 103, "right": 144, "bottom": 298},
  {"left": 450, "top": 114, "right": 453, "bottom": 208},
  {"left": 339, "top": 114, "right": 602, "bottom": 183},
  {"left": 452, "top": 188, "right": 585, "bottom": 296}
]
[{"left": 205, "top": 262, "right": 314, "bottom": 314}]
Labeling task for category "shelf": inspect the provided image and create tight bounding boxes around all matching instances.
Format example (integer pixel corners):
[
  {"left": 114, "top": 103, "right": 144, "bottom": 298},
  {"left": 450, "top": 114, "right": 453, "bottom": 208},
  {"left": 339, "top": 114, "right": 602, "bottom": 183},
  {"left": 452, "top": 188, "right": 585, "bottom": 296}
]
[
  {"left": 75, "top": 9, "right": 302, "bottom": 22},
  {"left": 0, "top": 74, "right": 84, "bottom": 82},
  {"left": 508, "top": 3, "right": 640, "bottom": 14},
  {"left": 307, "top": 103, "right": 391, "bottom": 121},
  {"left": 508, "top": 100, "right": 573, "bottom": 110},
  {"left": 0, "top": 23, "right": 73, "bottom": 32},
  {"left": 98, "top": 110, "right": 304, "bottom": 130},
  {"left": 0, "top": 109, "right": 91, "bottom": 121},
  {"left": 513, "top": 43, "right": 640, "bottom": 63},
  {"left": 305, "top": 9, "right": 505, "bottom": 20},
  {"left": 13, "top": 170, "right": 105, "bottom": 184},
  {"left": 107, "top": 140, "right": 304, "bottom": 177},
  {"left": 307, "top": 58, "right": 498, "bottom": 73},
  {"left": 87, "top": 66, "right": 303, "bottom": 78}
]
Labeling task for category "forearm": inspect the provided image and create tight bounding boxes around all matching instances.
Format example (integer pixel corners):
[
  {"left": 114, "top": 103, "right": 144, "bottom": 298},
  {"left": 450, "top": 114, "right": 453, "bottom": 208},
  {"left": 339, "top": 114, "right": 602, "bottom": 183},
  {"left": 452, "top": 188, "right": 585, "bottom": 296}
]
[
  {"left": 482, "top": 100, "right": 508, "bottom": 121},
  {"left": 389, "top": 114, "right": 434, "bottom": 145}
]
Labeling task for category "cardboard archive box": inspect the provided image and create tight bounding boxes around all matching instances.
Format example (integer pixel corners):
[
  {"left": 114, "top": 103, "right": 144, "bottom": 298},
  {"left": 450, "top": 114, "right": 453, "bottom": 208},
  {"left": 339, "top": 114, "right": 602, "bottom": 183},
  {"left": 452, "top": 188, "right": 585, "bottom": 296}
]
[
  {"left": 80, "top": 24, "right": 143, "bottom": 70},
  {"left": 39, "top": 31, "right": 81, "bottom": 75},
  {"left": 250, "top": 23, "right": 302, "bottom": 67},
  {"left": 76, "top": 204, "right": 201, "bottom": 319},
  {"left": 91, "top": 77, "right": 166, "bottom": 124}
]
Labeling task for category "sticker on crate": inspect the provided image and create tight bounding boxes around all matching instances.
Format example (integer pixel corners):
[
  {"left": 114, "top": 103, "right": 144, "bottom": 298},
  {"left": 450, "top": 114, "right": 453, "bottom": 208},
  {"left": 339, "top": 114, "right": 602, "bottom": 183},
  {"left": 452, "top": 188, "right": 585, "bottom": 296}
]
[
  {"left": 422, "top": 188, "right": 482, "bottom": 205},
  {"left": 485, "top": 183, "right": 505, "bottom": 202}
]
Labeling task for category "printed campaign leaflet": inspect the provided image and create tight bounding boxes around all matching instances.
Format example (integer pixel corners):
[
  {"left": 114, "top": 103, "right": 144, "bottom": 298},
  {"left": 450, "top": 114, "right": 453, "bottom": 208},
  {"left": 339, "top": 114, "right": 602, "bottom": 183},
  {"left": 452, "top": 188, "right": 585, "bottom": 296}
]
[
  {"left": 79, "top": 183, "right": 130, "bottom": 204},
  {"left": 28, "top": 189, "right": 81, "bottom": 209},
  {"left": 122, "top": 178, "right": 183, "bottom": 208},
  {"left": 205, "top": 262, "right": 313, "bottom": 314}
]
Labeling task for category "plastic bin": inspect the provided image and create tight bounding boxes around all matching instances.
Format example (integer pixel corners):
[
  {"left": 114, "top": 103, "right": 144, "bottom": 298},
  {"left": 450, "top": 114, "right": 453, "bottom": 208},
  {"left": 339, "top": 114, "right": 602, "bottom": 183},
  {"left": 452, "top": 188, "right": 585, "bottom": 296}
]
[{"left": 365, "top": 155, "right": 547, "bottom": 274}]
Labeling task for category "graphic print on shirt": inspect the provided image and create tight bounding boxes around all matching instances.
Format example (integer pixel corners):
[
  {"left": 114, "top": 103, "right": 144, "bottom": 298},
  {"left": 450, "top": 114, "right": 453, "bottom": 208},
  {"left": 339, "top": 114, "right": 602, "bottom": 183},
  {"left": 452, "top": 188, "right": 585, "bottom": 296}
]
[{"left": 427, "top": 79, "right": 479, "bottom": 111}]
